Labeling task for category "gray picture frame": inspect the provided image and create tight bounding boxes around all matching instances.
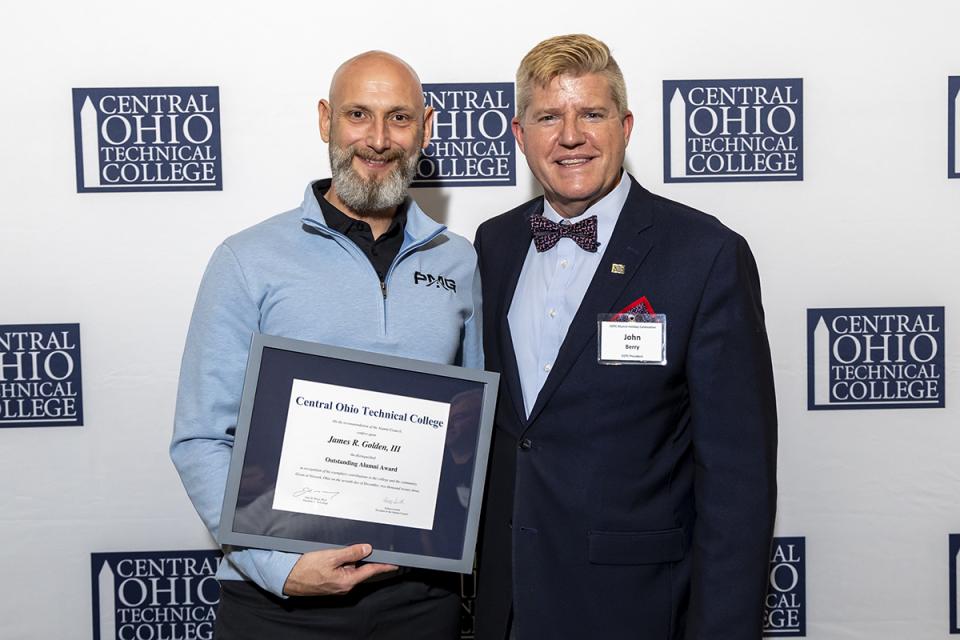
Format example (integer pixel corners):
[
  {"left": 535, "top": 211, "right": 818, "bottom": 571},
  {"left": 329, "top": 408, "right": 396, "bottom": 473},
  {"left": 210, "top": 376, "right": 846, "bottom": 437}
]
[{"left": 219, "top": 333, "right": 500, "bottom": 574}]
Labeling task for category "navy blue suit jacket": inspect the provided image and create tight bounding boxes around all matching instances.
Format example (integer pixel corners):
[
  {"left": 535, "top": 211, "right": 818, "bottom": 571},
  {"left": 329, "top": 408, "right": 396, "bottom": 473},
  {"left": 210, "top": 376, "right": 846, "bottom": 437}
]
[{"left": 473, "top": 177, "right": 777, "bottom": 640}]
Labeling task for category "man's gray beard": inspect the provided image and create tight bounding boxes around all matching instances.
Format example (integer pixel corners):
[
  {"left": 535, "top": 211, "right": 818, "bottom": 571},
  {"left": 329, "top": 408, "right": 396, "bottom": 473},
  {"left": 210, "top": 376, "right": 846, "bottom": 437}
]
[{"left": 328, "top": 142, "right": 419, "bottom": 215}]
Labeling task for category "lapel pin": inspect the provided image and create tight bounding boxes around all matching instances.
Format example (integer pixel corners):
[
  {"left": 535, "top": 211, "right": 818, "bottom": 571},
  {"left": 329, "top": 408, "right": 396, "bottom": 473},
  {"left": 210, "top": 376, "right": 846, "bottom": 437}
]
[{"left": 611, "top": 263, "right": 625, "bottom": 275}]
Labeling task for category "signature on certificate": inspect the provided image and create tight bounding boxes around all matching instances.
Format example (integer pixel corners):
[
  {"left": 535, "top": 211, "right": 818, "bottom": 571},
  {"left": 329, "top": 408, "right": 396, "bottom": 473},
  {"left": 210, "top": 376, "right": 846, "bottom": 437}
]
[
  {"left": 382, "top": 497, "right": 406, "bottom": 506},
  {"left": 293, "top": 488, "right": 340, "bottom": 504}
]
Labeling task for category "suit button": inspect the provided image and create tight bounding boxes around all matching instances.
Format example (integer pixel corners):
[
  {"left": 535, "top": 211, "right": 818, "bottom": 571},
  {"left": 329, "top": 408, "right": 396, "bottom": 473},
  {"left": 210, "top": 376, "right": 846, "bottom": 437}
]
[{"left": 519, "top": 438, "right": 532, "bottom": 450}]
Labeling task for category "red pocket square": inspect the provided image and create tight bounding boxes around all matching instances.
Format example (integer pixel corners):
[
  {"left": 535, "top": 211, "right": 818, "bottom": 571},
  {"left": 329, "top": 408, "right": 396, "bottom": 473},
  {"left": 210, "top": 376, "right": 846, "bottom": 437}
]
[{"left": 615, "top": 296, "right": 655, "bottom": 317}]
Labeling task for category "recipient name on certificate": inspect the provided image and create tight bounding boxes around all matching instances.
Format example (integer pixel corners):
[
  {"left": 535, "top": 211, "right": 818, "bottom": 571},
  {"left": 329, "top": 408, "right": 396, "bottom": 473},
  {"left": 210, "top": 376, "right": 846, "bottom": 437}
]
[{"left": 273, "top": 379, "right": 450, "bottom": 530}]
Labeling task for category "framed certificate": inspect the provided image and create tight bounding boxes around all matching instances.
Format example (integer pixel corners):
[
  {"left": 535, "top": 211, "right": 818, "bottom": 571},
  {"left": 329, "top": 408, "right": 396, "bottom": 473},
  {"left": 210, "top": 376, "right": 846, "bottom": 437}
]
[{"left": 219, "top": 334, "right": 500, "bottom": 574}]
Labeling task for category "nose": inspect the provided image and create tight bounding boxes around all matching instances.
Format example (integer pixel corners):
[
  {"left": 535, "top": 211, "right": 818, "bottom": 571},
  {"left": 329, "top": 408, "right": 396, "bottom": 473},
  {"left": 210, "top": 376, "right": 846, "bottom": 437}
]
[
  {"left": 367, "top": 117, "right": 390, "bottom": 154},
  {"left": 559, "top": 114, "right": 585, "bottom": 148}
]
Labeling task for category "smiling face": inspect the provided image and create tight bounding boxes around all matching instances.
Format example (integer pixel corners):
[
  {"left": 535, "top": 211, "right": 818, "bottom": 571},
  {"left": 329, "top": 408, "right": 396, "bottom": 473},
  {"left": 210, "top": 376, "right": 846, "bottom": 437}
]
[
  {"left": 319, "top": 52, "right": 433, "bottom": 216},
  {"left": 513, "top": 73, "right": 633, "bottom": 218}
]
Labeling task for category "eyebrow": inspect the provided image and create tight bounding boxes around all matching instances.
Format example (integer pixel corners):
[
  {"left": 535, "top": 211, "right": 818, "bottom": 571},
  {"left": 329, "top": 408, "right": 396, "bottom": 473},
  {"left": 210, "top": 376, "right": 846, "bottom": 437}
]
[
  {"left": 339, "top": 103, "right": 416, "bottom": 113},
  {"left": 529, "top": 105, "right": 611, "bottom": 116},
  {"left": 574, "top": 106, "right": 611, "bottom": 114}
]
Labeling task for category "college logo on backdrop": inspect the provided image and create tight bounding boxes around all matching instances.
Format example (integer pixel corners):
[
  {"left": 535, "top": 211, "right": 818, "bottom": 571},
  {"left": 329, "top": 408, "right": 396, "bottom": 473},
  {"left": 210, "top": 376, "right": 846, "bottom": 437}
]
[
  {"left": 92, "top": 550, "right": 221, "bottom": 640},
  {"left": 949, "top": 77, "right": 959, "bottom": 179},
  {"left": 763, "top": 537, "right": 805, "bottom": 636},
  {"left": 807, "top": 307, "right": 945, "bottom": 410},
  {"left": 413, "top": 83, "right": 515, "bottom": 188},
  {"left": 0, "top": 324, "right": 82, "bottom": 428},
  {"left": 951, "top": 535, "right": 960, "bottom": 633},
  {"left": 72, "top": 87, "right": 222, "bottom": 192},
  {"left": 459, "top": 572, "right": 477, "bottom": 638},
  {"left": 663, "top": 79, "right": 802, "bottom": 182}
]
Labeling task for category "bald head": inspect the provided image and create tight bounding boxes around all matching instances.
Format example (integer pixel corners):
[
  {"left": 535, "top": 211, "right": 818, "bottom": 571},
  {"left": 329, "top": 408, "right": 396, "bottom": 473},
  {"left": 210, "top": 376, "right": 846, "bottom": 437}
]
[
  {"left": 317, "top": 51, "right": 433, "bottom": 219},
  {"left": 328, "top": 51, "right": 425, "bottom": 112}
]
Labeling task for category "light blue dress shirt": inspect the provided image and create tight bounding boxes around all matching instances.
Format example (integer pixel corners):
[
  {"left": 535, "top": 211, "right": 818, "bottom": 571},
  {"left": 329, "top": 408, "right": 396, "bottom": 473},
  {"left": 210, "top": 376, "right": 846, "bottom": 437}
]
[{"left": 508, "top": 172, "right": 631, "bottom": 417}]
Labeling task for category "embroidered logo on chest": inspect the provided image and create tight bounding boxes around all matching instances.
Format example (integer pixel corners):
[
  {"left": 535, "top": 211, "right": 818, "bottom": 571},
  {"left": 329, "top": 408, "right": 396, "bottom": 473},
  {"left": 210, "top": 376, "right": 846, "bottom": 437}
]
[{"left": 413, "top": 271, "right": 457, "bottom": 292}]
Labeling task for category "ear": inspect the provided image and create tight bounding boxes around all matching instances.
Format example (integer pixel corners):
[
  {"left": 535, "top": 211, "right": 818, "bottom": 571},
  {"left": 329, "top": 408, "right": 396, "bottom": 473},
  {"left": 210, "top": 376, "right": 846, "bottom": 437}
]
[
  {"left": 511, "top": 116, "right": 526, "bottom": 155},
  {"left": 318, "top": 99, "right": 332, "bottom": 143},
  {"left": 421, "top": 106, "right": 434, "bottom": 149},
  {"left": 621, "top": 110, "right": 634, "bottom": 145}
]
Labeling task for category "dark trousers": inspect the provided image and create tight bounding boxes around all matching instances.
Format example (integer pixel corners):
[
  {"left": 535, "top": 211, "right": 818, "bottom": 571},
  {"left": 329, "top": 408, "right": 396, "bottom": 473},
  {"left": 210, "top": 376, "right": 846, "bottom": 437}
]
[{"left": 214, "top": 572, "right": 461, "bottom": 640}]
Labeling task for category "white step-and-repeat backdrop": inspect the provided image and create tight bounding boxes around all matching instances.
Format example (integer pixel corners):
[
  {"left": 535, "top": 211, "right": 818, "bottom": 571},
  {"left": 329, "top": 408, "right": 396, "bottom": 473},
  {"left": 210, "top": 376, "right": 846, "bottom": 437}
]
[{"left": 2, "top": 1, "right": 959, "bottom": 638}]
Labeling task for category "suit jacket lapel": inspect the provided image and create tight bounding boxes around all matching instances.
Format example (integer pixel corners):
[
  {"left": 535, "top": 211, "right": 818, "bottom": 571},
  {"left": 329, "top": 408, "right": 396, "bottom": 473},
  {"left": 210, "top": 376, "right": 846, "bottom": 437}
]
[
  {"left": 525, "top": 178, "right": 656, "bottom": 426},
  {"left": 496, "top": 200, "right": 541, "bottom": 428}
]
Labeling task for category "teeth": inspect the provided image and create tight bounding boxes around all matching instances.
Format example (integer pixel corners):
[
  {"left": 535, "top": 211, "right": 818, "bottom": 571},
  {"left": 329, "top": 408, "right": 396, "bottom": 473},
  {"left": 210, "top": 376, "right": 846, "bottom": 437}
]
[{"left": 559, "top": 158, "right": 589, "bottom": 166}]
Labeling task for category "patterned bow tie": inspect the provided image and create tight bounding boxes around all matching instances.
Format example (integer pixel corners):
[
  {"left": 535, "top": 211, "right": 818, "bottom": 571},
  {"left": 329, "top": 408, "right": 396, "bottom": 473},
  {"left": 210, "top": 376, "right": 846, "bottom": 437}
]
[{"left": 529, "top": 214, "right": 599, "bottom": 253}]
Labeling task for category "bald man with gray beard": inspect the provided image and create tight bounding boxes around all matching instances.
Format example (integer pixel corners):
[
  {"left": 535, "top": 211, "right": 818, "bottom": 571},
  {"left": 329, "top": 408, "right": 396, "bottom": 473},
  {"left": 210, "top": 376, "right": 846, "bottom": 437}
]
[{"left": 171, "top": 51, "right": 482, "bottom": 640}]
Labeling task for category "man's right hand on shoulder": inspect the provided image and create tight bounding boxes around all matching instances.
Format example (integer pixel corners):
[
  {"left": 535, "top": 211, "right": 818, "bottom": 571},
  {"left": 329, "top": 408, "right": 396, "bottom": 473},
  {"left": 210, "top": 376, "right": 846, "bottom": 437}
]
[{"left": 282, "top": 544, "right": 398, "bottom": 597}]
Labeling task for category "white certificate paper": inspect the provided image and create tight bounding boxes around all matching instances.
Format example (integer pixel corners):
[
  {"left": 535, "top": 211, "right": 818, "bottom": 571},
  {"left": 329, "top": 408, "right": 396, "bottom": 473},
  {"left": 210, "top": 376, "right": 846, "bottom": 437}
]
[{"left": 272, "top": 379, "right": 451, "bottom": 530}]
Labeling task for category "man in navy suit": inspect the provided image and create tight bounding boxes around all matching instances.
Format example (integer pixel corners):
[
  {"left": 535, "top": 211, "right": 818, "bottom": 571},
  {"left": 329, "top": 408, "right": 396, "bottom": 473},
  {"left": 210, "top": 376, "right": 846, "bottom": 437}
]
[{"left": 473, "top": 34, "right": 778, "bottom": 639}]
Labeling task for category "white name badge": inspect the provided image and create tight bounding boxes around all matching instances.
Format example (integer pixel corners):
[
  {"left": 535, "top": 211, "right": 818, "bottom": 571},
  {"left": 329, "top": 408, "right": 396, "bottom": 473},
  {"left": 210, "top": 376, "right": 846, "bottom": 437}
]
[{"left": 597, "top": 313, "right": 667, "bottom": 365}]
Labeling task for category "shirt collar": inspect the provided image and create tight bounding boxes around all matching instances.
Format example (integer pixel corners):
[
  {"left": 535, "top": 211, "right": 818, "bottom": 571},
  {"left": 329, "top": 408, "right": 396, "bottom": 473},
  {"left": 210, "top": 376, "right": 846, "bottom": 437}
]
[
  {"left": 542, "top": 171, "right": 630, "bottom": 252},
  {"left": 300, "top": 180, "right": 447, "bottom": 252},
  {"left": 311, "top": 178, "right": 408, "bottom": 237}
]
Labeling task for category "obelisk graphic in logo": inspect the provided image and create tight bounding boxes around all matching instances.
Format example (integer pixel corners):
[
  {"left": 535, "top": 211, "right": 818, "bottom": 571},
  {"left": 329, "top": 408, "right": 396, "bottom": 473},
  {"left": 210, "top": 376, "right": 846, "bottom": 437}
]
[
  {"left": 813, "top": 316, "right": 831, "bottom": 406},
  {"left": 954, "top": 540, "right": 960, "bottom": 632},
  {"left": 80, "top": 96, "right": 101, "bottom": 189},
  {"left": 952, "top": 535, "right": 960, "bottom": 633},
  {"left": 954, "top": 89, "right": 960, "bottom": 176},
  {"left": 98, "top": 561, "right": 116, "bottom": 640},
  {"left": 670, "top": 88, "right": 687, "bottom": 179}
]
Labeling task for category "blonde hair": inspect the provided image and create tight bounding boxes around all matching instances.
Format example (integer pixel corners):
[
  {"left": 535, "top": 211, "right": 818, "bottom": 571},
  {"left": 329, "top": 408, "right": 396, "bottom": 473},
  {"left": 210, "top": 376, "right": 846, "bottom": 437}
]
[{"left": 515, "top": 34, "right": 628, "bottom": 120}]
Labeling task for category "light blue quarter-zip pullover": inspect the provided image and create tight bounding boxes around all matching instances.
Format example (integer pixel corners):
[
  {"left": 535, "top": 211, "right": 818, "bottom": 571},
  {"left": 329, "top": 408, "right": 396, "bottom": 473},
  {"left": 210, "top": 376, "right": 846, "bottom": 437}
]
[{"left": 171, "top": 181, "right": 482, "bottom": 597}]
